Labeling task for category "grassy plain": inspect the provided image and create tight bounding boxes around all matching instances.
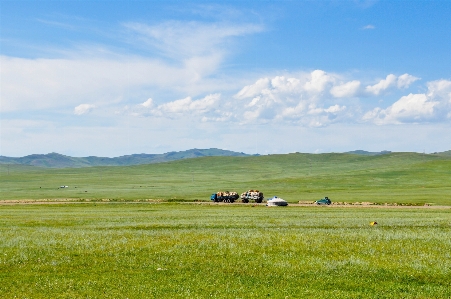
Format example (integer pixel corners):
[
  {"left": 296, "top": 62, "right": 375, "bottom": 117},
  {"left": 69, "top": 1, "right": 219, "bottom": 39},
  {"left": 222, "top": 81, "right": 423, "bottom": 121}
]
[
  {"left": 1, "top": 153, "right": 450, "bottom": 298},
  {"left": 0, "top": 203, "right": 450, "bottom": 298},
  {"left": 1, "top": 152, "right": 451, "bottom": 205}
]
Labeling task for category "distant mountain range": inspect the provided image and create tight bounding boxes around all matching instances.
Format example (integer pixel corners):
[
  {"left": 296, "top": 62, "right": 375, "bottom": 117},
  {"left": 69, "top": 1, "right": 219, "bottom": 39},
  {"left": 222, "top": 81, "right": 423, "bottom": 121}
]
[
  {"left": 345, "top": 150, "right": 392, "bottom": 156},
  {"left": 0, "top": 148, "right": 250, "bottom": 168},
  {"left": 432, "top": 150, "right": 451, "bottom": 156},
  {"left": 1, "top": 149, "right": 449, "bottom": 168}
]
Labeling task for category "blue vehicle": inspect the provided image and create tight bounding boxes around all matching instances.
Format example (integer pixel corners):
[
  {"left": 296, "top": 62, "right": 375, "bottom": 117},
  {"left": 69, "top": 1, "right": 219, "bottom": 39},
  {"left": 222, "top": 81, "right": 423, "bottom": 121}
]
[
  {"left": 315, "top": 196, "right": 331, "bottom": 205},
  {"left": 210, "top": 191, "right": 239, "bottom": 203}
]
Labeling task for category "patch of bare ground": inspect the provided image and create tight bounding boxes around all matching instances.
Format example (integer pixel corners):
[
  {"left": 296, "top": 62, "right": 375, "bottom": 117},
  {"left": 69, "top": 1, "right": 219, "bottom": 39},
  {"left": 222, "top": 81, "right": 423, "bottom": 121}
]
[
  {"left": 0, "top": 199, "right": 449, "bottom": 209},
  {"left": 296, "top": 201, "right": 448, "bottom": 209},
  {"left": 0, "top": 198, "right": 164, "bottom": 205}
]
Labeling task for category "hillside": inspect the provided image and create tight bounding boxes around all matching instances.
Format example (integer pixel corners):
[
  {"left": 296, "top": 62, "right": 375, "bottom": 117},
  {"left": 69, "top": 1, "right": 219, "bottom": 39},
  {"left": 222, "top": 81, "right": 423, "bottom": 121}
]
[
  {"left": 433, "top": 150, "right": 451, "bottom": 156},
  {"left": 346, "top": 150, "right": 391, "bottom": 156},
  {"left": 2, "top": 148, "right": 450, "bottom": 168},
  {"left": 1, "top": 152, "right": 450, "bottom": 205},
  {"left": 0, "top": 148, "right": 249, "bottom": 168}
]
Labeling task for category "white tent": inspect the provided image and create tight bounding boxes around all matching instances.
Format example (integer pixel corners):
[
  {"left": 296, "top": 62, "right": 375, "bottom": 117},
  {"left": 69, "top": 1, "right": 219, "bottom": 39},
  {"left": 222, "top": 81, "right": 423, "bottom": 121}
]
[{"left": 266, "top": 196, "right": 288, "bottom": 206}]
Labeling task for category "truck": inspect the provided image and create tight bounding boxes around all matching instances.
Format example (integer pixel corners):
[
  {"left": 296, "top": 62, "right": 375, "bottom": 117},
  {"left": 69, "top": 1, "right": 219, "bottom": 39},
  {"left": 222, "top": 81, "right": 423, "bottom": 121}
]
[
  {"left": 315, "top": 196, "right": 331, "bottom": 205},
  {"left": 210, "top": 191, "right": 239, "bottom": 203},
  {"left": 240, "top": 190, "right": 264, "bottom": 203}
]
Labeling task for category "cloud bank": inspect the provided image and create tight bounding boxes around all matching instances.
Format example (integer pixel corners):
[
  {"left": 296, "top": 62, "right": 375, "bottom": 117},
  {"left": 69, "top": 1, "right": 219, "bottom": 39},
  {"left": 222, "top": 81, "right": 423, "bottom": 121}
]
[
  {"left": 117, "top": 69, "right": 451, "bottom": 128},
  {"left": 1, "top": 15, "right": 447, "bottom": 129}
]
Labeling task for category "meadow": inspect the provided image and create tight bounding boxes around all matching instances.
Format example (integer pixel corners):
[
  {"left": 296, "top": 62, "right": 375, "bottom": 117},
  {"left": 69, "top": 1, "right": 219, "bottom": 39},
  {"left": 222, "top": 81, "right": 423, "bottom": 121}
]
[
  {"left": 1, "top": 152, "right": 451, "bottom": 205},
  {"left": 0, "top": 203, "right": 450, "bottom": 298},
  {"left": 1, "top": 153, "right": 450, "bottom": 298}
]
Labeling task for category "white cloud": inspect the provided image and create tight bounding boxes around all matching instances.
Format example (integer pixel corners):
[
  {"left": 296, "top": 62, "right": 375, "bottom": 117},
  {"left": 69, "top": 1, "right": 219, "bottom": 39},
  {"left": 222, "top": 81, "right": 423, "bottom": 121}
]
[
  {"left": 397, "top": 73, "right": 420, "bottom": 88},
  {"left": 158, "top": 94, "right": 219, "bottom": 115},
  {"left": 271, "top": 76, "right": 302, "bottom": 93},
  {"left": 365, "top": 74, "right": 397, "bottom": 95},
  {"left": 235, "top": 78, "right": 270, "bottom": 99},
  {"left": 363, "top": 79, "right": 451, "bottom": 125},
  {"left": 330, "top": 80, "right": 361, "bottom": 98},
  {"left": 1, "top": 20, "right": 263, "bottom": 114},
  {"left": 136, "top": 94, "right": 226, "bottom": 121},
  {"left": 233, "top": 70, "right": 350, "bottom": 126},
  {"left": 303, "top": 70, "right": 334, "bottom": 93},
  {"left": 362, "top": 24, "right": 375, "bottom": 30},
  {"left": 126, "top": 72, "right": 448, "bottom": 128},
  {"left": 74, "top": 104, "right": 95, "bottom": 115},
  {"left": 363, "top": 93, "right": 438, "bottom": 124},
  {"left": 426, "top": 79, "right": 451, "bottom": 99},
  {"left": 325, "top": 104, "right": 346, "bottom": 113},
  {"left": 0, "top": 55, "right": 195, "bottom": 112},
  {"left": 124, "top": 21, "right": 263, "bottom": 60},
  {"left": 365, "top": 73, "right": 419, "bottom": 95},
  {"left": 141, "top": 98, "right": 154, "bottom": 108}
]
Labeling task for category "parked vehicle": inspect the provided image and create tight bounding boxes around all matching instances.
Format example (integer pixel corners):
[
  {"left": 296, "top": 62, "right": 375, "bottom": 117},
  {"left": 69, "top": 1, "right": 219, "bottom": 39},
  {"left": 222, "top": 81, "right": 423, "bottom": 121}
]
[
  {"left": 240, "top": 190, "right": 264, "bottom": 203},
  {"left": 210, "top": 191, "right": 239, "bottom": 203},
  {"left": 315, "top": 197, "right": 332, "bottom": 205}
]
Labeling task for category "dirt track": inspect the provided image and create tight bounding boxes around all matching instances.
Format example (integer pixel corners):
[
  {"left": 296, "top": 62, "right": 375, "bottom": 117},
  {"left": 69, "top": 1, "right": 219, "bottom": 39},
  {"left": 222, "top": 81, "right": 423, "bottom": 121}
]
[
  {"left": 290, "top": 203, "right": 451, "bottom": 209},
  {"left": 0, "top": 199, "right": 450, "bottom": 209}
]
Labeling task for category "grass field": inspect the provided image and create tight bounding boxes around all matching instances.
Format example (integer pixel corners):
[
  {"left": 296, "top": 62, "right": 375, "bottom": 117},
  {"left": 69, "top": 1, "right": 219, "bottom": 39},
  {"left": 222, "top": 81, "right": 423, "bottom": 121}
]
[
  {"left": 1, "top": 153, "right": 450, "bottom": 297},
  {"left": 0, "top": 203, "right": 450, "bottom": 298},
  {"left": 1, "top": 152, "right": 451, "bottom": 205}
]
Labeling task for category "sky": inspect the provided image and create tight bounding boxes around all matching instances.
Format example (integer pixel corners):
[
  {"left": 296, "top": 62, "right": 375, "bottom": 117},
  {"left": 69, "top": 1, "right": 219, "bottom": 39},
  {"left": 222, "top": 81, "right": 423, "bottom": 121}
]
[{"left": 1, "top": 0, "right": 451, "bottom": 157}]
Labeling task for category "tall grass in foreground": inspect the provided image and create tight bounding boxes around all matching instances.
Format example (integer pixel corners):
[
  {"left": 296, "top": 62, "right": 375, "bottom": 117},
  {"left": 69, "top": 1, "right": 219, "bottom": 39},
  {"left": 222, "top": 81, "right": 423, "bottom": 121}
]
[{"left": 1, "top": 203, "right": 450, "bottom": 298}]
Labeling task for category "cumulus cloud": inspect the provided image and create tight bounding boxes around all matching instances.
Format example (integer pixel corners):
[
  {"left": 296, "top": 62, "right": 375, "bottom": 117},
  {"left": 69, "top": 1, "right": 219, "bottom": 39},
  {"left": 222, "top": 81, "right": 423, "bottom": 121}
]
[
  {"left": 141, "top": 98, "right": 154, "bottom": 108},
  {"left": 135, "top": 94, "right": 230, "bottom": 121},
  {"left": 231, "top": 71, "right": 433, "bottom": 127},
  {"left": 427, "top": 79, "right": 451, "bottom": 99},
  {"left": 363, "top": 94, "right": 437, "bottom": 124},
  {"left": 330, "top": 80, "right": 361, "bottom": 98},
  {"left": 235, "top": 78, "right": 271, "bottom": 99},
  {"left": 363, "top": 79, "right": 451, "bottom": 124},
  {"left": 303, "top": 70, "right": 334, "bottom": 93},
  {"left": 365, "top": 73, "right": 419, "bottom": 95},
  {"left": 365, "top": 74, "right": 397, "bottom": 95},
  {"left": 74, "top": 104, "right": 95, "bottom": 115},
  {"left": 397, "top": 73, "right": 420, "bottom": 88},
  {"left": 126, "top": 70, "right": 447, "bottom": 128},
  {"left": 233, "top": 70, "right": 350, "bottom": 126}
]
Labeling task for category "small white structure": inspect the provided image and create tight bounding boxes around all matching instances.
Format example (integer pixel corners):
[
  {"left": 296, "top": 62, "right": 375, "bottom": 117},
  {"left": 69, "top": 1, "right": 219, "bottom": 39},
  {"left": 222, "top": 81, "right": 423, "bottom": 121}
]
[{"left": 266, "top": 196, "right": 288, "bottom": 206}]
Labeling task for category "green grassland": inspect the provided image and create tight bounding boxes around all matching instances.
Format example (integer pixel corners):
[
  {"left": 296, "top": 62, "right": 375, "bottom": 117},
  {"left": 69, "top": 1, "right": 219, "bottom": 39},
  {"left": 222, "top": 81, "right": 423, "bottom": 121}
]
[
  {"left": 1, "top": 152, "right": 451, "bottom": 205},
  {"left": 1, "top": 153, "right": 450, "bottom": 298},
  {"left": 0, "top": 204, "right": 450, "bottom": 298}
]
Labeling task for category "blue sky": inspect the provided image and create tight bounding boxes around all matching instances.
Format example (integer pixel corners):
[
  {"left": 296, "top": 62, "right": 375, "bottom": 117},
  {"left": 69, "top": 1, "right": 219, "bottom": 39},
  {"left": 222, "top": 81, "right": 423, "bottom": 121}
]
[{"left": 1, "top": 0, "right": 450, "bottom": 157}]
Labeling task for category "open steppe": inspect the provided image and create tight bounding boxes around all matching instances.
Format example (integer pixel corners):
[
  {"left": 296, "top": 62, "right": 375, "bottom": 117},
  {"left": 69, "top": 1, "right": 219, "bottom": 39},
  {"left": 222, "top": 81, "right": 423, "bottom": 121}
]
[
  {"left": 1, "top": 152, "right": 451, "bottom": 205},
  {"left": 1, "top": 203, "right": 450, "bottom": 298},
  {"left": 1, "top": 152, "right": 450, "bottom": 298}
]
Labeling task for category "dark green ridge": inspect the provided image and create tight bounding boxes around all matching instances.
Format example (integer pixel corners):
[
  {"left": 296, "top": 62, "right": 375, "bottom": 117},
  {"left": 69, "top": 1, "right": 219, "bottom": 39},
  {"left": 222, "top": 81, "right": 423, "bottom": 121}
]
[
  {"left": 1, "top": 148, "right": 449, "bottom": 168},
  {"left": 0, "top": 148, "right": 250, "bottom": 168}
]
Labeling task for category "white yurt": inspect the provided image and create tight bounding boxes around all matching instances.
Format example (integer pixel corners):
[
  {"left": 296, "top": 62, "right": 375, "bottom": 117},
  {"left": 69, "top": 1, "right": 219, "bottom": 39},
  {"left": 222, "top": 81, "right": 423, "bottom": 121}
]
[{"left": 266, "top": 196, "right": 288, "bottom": 206}]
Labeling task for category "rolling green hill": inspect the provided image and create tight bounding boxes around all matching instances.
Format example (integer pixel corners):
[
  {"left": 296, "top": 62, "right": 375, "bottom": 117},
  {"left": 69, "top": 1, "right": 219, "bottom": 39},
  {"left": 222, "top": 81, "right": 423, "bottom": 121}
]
[
  {"left": 1, "top": 152, "right": 450, "bottom": 205},
  {"left": 434, "top": 150, "right": 451, "bottom": 156},
  {"left": 0, "top": 148, "right": 249, "bottom": 168},
  {"left": 345, "top": 150, "right": 391, "bottom": 156}
]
